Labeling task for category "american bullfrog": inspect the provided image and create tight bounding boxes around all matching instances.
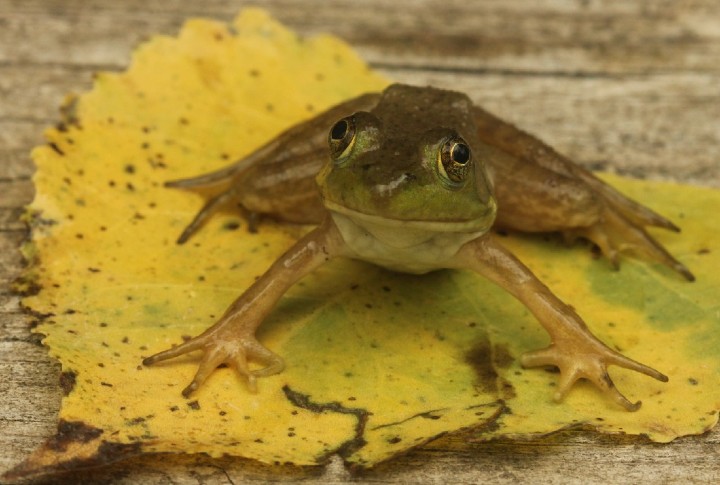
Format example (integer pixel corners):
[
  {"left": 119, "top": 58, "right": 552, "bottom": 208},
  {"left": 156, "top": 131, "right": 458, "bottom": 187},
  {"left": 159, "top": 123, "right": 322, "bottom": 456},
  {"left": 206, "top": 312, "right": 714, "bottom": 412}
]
[{"left": 144, "top": 84, "right": 693, "bottom": 411}]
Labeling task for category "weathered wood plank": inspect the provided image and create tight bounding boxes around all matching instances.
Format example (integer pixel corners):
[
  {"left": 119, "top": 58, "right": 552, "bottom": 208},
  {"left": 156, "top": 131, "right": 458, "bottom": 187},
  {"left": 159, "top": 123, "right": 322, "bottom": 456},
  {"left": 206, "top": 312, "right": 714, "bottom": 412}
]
[
  {"left": 1, "top": 0, "right": 719, "bottom": 482},
  {"left": 2, "top": 0, "right": 720, "bottom": 74},
  {"left": 0, "top": 65, "right": 95, "bottom": 119}
]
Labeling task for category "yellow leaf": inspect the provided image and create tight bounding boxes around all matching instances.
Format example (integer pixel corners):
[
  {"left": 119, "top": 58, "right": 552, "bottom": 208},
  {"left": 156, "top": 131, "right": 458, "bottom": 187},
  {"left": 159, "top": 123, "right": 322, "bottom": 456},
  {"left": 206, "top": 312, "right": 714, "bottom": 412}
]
[{"left": 8, "top": 7, "right": 720, "bottom": 480}]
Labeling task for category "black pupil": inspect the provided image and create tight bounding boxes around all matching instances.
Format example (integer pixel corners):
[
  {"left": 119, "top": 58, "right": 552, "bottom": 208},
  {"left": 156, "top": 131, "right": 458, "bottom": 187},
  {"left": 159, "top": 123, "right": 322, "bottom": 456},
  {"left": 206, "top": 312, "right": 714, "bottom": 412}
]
[
  {"left": 331, "top": 120, "right": 348, "bottom": 140},
  {"left": 451, "top": 143, "right": 470, "bottom": 165}
]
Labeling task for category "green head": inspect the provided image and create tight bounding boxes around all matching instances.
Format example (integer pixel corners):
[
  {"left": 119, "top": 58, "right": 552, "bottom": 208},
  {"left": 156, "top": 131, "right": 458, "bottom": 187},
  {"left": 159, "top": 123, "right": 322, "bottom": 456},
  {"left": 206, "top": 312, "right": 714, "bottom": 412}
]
[{"left": 317, "top": 84, "right": 496, "bottom": 231}]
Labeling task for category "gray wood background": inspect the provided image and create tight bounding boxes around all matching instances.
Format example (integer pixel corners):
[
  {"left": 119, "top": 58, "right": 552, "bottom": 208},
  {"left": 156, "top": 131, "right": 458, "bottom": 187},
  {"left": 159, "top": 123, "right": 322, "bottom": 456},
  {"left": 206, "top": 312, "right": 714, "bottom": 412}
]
[{"left": 1, "top": 0, "right": 718, "bottom": 483}]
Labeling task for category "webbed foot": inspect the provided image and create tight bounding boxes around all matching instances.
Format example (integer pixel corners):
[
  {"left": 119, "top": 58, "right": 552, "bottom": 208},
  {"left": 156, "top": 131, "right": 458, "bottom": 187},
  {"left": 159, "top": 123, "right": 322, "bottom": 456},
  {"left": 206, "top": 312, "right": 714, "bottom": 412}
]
[
  {"left": 144, "top": 220, "right": 342, "bottom": 397},
  {"left": 564, "top": 203, "right": 695, "bottom": 281},
  {"left": 521, "top": 336, "right": 668, "bottom": 411},
  {"left": 143, "top": 327, "right": 284, "bottom": 397}
]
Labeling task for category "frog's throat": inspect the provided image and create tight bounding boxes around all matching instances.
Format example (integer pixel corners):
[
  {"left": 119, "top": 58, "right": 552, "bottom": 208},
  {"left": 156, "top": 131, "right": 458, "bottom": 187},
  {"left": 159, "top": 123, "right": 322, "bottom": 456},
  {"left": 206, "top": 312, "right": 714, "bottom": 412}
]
[
  {"left": 326, "top": 200, "right": 496, "bottom": 274},
  {"left": 324, "top": 199, "right": 496, "bottom": 234}
]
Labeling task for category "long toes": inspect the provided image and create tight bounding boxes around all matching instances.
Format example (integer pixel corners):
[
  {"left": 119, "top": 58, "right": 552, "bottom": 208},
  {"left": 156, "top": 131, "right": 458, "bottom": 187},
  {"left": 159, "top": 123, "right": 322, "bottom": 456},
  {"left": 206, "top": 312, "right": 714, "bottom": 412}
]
[
  {"left": 552, "top": 363, "right": 641, "bottom": 411},
  {"left": 672, "top": 260, "right": 696, "bottom": 282},
  {"left": 607, "top": 385, "right": 641, "bottom": 412},
  {"left": 522, "top": 345, "right": 658, "bottom": 411},
  {"left": 143, "top": 336, "right": 207, "bottom": 366},
  {"left": 175, "top": 188, "right": 238, "bottom": 244},
  {"left": 570, "top": 201, "right": 693, "bottom": 280},
  {"left": 579, "top": 224, "right": 620, "bottom": 269},
  {"left": 246, "top": 340, "right": 285, "bottom": 377},
  {"left": 578, "top": 172, "right": 680, "bottom": 232},
  {"left": 181, "top": 347, "right": 227, "bottom": 397},
  {"left": 634, "top": 231, "right": 695, "bottom": 282},
  {"left": 229, "top": 353, "right": 258, "bottom": 393},
  {"left": 553, "top": 368, "right": 581, "bottom": 402},
  {"left": 603, "top": 209, "right": 694, "bottom": 281},
  {"left": 588, "top": 371, "right": 641, "bottom": 411},
  {"left": 609, "top": 353, "right": 669, "bottom": 382},
  {"left": 520, "top": 346, "right": 557, "bottom": 368}
]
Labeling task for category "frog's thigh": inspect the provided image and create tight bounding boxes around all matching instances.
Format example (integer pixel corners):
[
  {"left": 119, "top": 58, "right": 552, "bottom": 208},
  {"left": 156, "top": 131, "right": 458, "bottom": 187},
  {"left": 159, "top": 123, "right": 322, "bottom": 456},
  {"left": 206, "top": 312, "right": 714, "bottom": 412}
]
[{"left": 493, "top": 161, "right": 601, "bottom": 233}]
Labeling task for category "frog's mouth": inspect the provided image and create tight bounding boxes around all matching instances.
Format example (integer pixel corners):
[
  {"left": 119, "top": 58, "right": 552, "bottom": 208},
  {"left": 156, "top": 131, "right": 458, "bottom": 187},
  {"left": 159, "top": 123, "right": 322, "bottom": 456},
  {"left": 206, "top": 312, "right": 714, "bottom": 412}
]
[{"left": 324, "top": 198, "right": 497, "bottom": 234}]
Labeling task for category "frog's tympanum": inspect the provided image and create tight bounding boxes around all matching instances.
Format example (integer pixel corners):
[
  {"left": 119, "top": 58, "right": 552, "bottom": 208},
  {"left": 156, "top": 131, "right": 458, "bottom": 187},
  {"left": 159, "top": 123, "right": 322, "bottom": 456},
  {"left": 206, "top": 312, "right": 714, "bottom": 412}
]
[{"left": 144, "top": 84, "right": 693, "bottom": 411}]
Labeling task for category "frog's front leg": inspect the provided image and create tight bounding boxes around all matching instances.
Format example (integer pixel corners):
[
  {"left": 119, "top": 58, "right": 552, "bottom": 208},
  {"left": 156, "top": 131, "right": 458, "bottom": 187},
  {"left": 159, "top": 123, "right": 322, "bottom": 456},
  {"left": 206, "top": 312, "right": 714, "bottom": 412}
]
[
  {"left": 143, "top": 217, "right": 345, "bottom": 397},
  {"left": 452, "top": 234, "right": 668, "bottom": 411}
]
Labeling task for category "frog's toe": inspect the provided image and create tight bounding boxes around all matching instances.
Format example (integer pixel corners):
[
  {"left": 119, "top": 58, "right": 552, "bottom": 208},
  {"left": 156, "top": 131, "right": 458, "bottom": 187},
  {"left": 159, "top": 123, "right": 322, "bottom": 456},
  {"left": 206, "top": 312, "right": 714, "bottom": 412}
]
[
  {"left": 144, "top": 332, "right": 284, "bottom": 397},
  {"left": 142, "top": 335, "right": 207, "bottom": 366},
  {"left": 584, "top": 175, "right": 680, "bottom": 233},
  {"left": 551, "top": 361, "right": 641, "bottom": 411},
  {"left": 573, "top": 223, "right": 620, "bottom": 269},
  {"left": 521, "top": 342, "right": 667, "bottom": 411},
  {"left": 181, "top": 345, "right": 230, "bottom": 397},
  {"left": 247, "top": 343, "right": 285, "bottom": 377},
  {"left": 568, "top": 205, "right": 694, "bottom": 281},
  {"left": 174, "top": 188, "right": 239, "bottom": 244}
]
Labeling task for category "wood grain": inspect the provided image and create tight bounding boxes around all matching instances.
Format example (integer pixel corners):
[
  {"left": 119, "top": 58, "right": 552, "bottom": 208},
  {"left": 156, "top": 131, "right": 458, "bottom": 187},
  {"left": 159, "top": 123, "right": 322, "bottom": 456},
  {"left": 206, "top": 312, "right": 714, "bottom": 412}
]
[{"left": 1, "top": 0, "right": 718, "bottom": 482}]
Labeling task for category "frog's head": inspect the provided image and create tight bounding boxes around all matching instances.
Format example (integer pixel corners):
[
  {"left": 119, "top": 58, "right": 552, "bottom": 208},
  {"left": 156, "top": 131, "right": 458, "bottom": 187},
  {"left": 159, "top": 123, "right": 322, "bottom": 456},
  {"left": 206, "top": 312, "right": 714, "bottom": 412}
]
[{"left": 317, "top": 84, "right": 496, "bottom": 233}]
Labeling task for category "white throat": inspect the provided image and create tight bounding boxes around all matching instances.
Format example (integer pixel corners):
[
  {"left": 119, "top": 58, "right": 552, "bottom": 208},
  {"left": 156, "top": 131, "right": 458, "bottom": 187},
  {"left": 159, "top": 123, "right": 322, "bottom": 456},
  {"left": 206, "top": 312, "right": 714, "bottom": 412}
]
[{"left": 328, "top": 205, "right": 492, "bottom": 274}]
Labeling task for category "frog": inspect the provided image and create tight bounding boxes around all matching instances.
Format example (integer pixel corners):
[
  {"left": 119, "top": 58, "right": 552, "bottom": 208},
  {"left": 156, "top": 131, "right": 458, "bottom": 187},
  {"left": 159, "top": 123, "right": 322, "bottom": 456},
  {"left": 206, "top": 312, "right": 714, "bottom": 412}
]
[{"left": 143, "top": 83, "right": 694, "bottom": 411}]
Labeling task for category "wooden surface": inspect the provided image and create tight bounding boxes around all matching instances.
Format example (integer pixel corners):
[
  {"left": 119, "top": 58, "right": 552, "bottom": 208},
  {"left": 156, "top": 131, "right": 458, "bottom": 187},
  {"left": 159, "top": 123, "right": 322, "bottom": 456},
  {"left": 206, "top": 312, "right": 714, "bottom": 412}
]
[{"left": 1, "top": 0, "right": 719, "bottom": 482}]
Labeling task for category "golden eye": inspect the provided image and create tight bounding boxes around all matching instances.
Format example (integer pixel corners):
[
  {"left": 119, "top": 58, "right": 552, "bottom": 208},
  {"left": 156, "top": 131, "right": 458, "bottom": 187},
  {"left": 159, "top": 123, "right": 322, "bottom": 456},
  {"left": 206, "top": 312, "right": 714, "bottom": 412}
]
[
  {"left": 328, "top": 116, "right": 356, "bottom": 161},
  {"left": 437, "top": 137, "right": 472, "bottom": 186}
]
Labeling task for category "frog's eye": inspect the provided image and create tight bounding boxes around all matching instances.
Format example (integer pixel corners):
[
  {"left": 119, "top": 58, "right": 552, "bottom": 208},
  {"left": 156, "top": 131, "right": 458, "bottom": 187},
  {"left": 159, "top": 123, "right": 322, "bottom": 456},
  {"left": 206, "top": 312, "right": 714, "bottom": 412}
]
[
  {"left": 328, "top": 116, "right": 356, "bottom": 161},
  {"left": 437, "top": 137, "right": 472, "bottom": 186}
]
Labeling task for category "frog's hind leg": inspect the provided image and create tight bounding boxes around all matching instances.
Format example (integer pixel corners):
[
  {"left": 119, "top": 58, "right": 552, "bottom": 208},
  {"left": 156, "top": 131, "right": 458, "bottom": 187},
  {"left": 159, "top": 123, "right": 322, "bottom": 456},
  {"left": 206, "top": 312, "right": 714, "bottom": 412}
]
[
  {"left": 166, "top": 148, "right": 276, "bottom": 242},
  {"left": 474, "top": 106, "right": 693, "bottom": 281},
  {"left": 487, "top": 147, "right": 694, "bottom": 280},
  {"left": 165, "top": 161, "right": 247, "bottom": 190},
  {"left": 165, "top": 161, "right": 256, "bottom": 244},
  {"left": 167, "top": 91, "right": 384, "bottom": 243},
  {"left": 572, "top": 167, "right": 680, "bottom": 233},
  {"left": 172, "top": 187, "right": 242, "bottom": 244},
  {"left": 166, "top": 104, "right": 334, "bottom": 242}
]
